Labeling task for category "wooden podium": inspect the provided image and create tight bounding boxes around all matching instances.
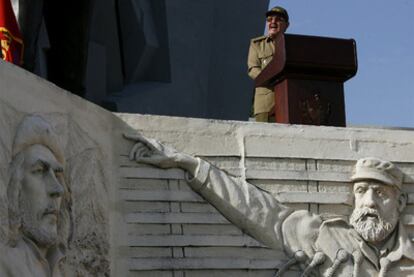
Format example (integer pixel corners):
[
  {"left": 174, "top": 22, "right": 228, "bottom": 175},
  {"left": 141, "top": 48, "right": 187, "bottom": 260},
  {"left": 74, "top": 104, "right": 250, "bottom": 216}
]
[{"left": 255, "top": 34, "right": 357, "bottom": 126}]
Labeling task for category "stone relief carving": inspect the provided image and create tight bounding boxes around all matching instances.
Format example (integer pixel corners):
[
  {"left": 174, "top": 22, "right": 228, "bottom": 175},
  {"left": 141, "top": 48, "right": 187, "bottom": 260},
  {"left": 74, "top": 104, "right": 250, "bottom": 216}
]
[
  {"left": 0, "top": 113, "right": 109, "bottom": 276},
  {"left": 0, "top": 115, "right": 71, "bottom": 276},
  {"left": 125, "top": 133, "right": 414, "bottom": 277}
]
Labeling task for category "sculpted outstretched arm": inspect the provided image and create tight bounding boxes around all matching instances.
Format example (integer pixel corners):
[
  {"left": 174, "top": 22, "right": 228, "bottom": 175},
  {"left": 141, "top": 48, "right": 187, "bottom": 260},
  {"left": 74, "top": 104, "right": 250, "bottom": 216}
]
[
  {"left": 124, "top": 133, "right": 319, "bottom": 252},
  {"left": 185, "top": 158, "right": 294, "bottom": 249}
]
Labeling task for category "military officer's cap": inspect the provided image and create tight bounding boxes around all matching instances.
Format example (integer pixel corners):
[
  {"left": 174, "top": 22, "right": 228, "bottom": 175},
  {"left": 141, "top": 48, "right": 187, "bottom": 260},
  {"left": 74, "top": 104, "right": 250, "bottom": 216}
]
[
  {"left": 266, "top": 6, "right": 289, "bottom": 22},
  {"left": 351, "top": 157, "right": 403, "bottom": 189}
]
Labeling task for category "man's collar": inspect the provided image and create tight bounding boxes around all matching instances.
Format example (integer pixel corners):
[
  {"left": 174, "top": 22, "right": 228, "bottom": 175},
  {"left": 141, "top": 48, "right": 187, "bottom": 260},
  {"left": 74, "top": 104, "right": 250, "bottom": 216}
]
[
  {"left": 348, "top": 229, "right": 381, "bottom": 269},
  {"left": 378, "top": 228, "right": 397, "bottom": 257},
  {"left": 349, "top": 221, "right": 414, "bottom": 264},
  {"left": 22, "top": 236, "right": 46, "bottom": 261},
  {"left": 22, "top": 236, "right": 66, "bottom": 270},
  {"left": 386, "top": 222, "right": 414, "bottom": 262}
]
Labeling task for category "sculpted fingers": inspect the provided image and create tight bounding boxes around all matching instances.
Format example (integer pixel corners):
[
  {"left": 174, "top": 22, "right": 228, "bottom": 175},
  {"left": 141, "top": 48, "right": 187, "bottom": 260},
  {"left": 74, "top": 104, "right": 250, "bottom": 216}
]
[
  {"left": 129, "top": 142, "right": 140, "bottom": 160},
  {"left": 124, "top": 133, "right": 161, "bottom": 151},
  {"left": 129, "top": 142, "right": 153, "bottom": 161},
  {"left": 134, "top": 156, "right": 158, "bottom": 166},
  {"left": 134, "top": 154, "right": 173, "bottom": 168},
  {"left": 123, "top": 132, "right": 146, "bottom": 142},
  {"left": 125, "top": 132, "right": 180, "bottom": 168},
  {"left": 145, "top": 138, "right": 164, "bottom": 152},
  {"left": 136, "top": 143, "right": 152, "bottom": 158}
]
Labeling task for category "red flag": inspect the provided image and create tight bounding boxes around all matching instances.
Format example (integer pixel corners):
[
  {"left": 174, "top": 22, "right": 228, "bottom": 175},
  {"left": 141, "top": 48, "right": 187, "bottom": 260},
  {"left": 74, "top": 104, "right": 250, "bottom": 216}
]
[{"left": 0, "top": 0, "right": 23, "bottom": 65}]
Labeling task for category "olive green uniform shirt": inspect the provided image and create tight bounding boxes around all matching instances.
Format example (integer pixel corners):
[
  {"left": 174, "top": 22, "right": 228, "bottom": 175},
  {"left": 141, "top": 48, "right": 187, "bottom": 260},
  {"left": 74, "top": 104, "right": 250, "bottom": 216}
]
[{"left": 247, "top": 35, "right": 276, "bottom": 115}]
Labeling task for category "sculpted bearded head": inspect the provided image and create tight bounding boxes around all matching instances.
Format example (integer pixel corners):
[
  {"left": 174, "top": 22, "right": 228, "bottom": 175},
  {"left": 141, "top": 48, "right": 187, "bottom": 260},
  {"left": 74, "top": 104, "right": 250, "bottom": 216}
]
[
  {"left": 350, "top": 157, "right": 407, "bottom": 244},
  {"left": 7, "top": 115, "right": 72, "bottom": 250}
]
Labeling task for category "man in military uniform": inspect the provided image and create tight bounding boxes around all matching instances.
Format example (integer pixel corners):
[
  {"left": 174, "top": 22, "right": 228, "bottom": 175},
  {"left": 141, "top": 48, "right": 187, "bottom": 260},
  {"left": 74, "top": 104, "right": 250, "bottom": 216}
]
[
  {"left": 126, "top": 133, "right": 414, "bottom": 276},
  {"left": 247, "top": 6, "right": 289, "bottom": 122}
]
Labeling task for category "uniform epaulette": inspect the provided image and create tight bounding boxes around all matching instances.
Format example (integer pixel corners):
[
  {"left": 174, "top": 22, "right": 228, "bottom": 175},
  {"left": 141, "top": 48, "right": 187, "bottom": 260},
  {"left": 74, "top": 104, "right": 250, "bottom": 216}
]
[{"left": 251, "top": 35, "right": 267, "bottom": 43}]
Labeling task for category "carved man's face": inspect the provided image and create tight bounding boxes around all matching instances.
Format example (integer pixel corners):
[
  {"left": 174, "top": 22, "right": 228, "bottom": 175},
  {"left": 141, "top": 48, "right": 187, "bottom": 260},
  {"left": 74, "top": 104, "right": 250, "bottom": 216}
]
[
  {"left": 19, "top": 144, "right": 64, "bottom": 248},
  {"left": 350, "top": 181, "right": 405, "bottom": 243}
]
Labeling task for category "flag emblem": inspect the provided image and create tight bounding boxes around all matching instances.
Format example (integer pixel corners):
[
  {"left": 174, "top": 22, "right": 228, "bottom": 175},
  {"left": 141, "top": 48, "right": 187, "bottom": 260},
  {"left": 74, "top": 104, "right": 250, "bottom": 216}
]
[{"left": 0, "top": 0, "right": 23, "bottom": 65}]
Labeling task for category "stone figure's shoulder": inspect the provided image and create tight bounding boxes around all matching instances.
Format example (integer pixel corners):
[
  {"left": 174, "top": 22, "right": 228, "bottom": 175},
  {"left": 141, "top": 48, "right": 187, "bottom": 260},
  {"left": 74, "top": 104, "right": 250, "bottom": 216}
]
[
  {"left": 315, "top": 217, "right": 358, "bottom": 257},
  {"left": 283, "top": 210, "right": 323, "bottom": 240},
  {"left": 282, "top": 210, "right": 323, "bottom": 256},
  {"left": 319, "top": 216, "right": 354, "bottom": 238},
  {"left": 320, "top": 217, "right": 350, "bottom": 229},
  {"left": 0, "top": 242, "right": 17, "bottom": 260},
  {"left": 284, "top": 210, "right": 323, "bottom": 226},
  {"left": 0, "top": 242, "right": 27, "bottom": 276}
]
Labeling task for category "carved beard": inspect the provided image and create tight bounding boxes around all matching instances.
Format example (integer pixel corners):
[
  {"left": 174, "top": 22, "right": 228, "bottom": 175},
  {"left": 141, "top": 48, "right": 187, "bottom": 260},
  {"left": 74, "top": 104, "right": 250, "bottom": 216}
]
[
  {"left": 350, "top": 208, "right": 396, "bottom": 243},
  {"left": 19, "top": 200, "right": 58, "bottom": 249}
]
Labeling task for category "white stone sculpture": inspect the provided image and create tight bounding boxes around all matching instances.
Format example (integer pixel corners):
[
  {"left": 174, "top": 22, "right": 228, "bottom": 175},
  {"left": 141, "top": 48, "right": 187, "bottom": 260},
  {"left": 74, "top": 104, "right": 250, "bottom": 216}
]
[
  {"left": 0, "top": 115, "right": 71, "bottom": 276},
  {"left": 125, "top": 133, "right": 414, "bottom": 277}
]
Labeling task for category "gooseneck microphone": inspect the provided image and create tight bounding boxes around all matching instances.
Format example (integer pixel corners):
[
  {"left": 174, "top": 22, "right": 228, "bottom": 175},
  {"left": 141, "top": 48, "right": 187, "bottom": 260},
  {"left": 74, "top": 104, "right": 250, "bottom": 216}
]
[
  {"left": 300, "top": 252, "right": 326, "bottom": 277},
  {"left": 325, "top": 249, "right": 349, "bottom": 277},
  {"left": 274, "top": 250, "right": 307, "bottom": 277}
]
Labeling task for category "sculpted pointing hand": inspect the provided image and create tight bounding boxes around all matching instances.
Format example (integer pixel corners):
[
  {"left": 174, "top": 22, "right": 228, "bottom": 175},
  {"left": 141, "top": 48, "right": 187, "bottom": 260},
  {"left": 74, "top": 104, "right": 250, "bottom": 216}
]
[{"left": 123, "top": 133, "right": 199, "bottom": 174}]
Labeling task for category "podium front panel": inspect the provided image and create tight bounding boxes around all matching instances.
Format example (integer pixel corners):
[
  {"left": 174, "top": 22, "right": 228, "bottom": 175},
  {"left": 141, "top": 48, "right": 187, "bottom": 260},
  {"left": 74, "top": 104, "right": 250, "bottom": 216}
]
[{"left": 274, "top": 79, "right": 346, "bottom": 126}]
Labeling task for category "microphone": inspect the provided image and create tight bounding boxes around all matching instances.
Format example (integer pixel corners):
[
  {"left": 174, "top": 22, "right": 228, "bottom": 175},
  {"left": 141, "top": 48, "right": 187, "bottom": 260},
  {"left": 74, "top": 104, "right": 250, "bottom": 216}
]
[
  {"left": 301, "top": 252, "right": 326, "bottom": 277},
  {"left": 325, "top": 249, "right": 349, "bottom": 277},
  {"left": 352, "top": 250, "right": 363, "bottom": 276},
  {"left": 379, "top": 258, "right": 391, "bottom": 277},
  {"left": 274, "top": 250, "right": 307, "bottom": 277}
]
